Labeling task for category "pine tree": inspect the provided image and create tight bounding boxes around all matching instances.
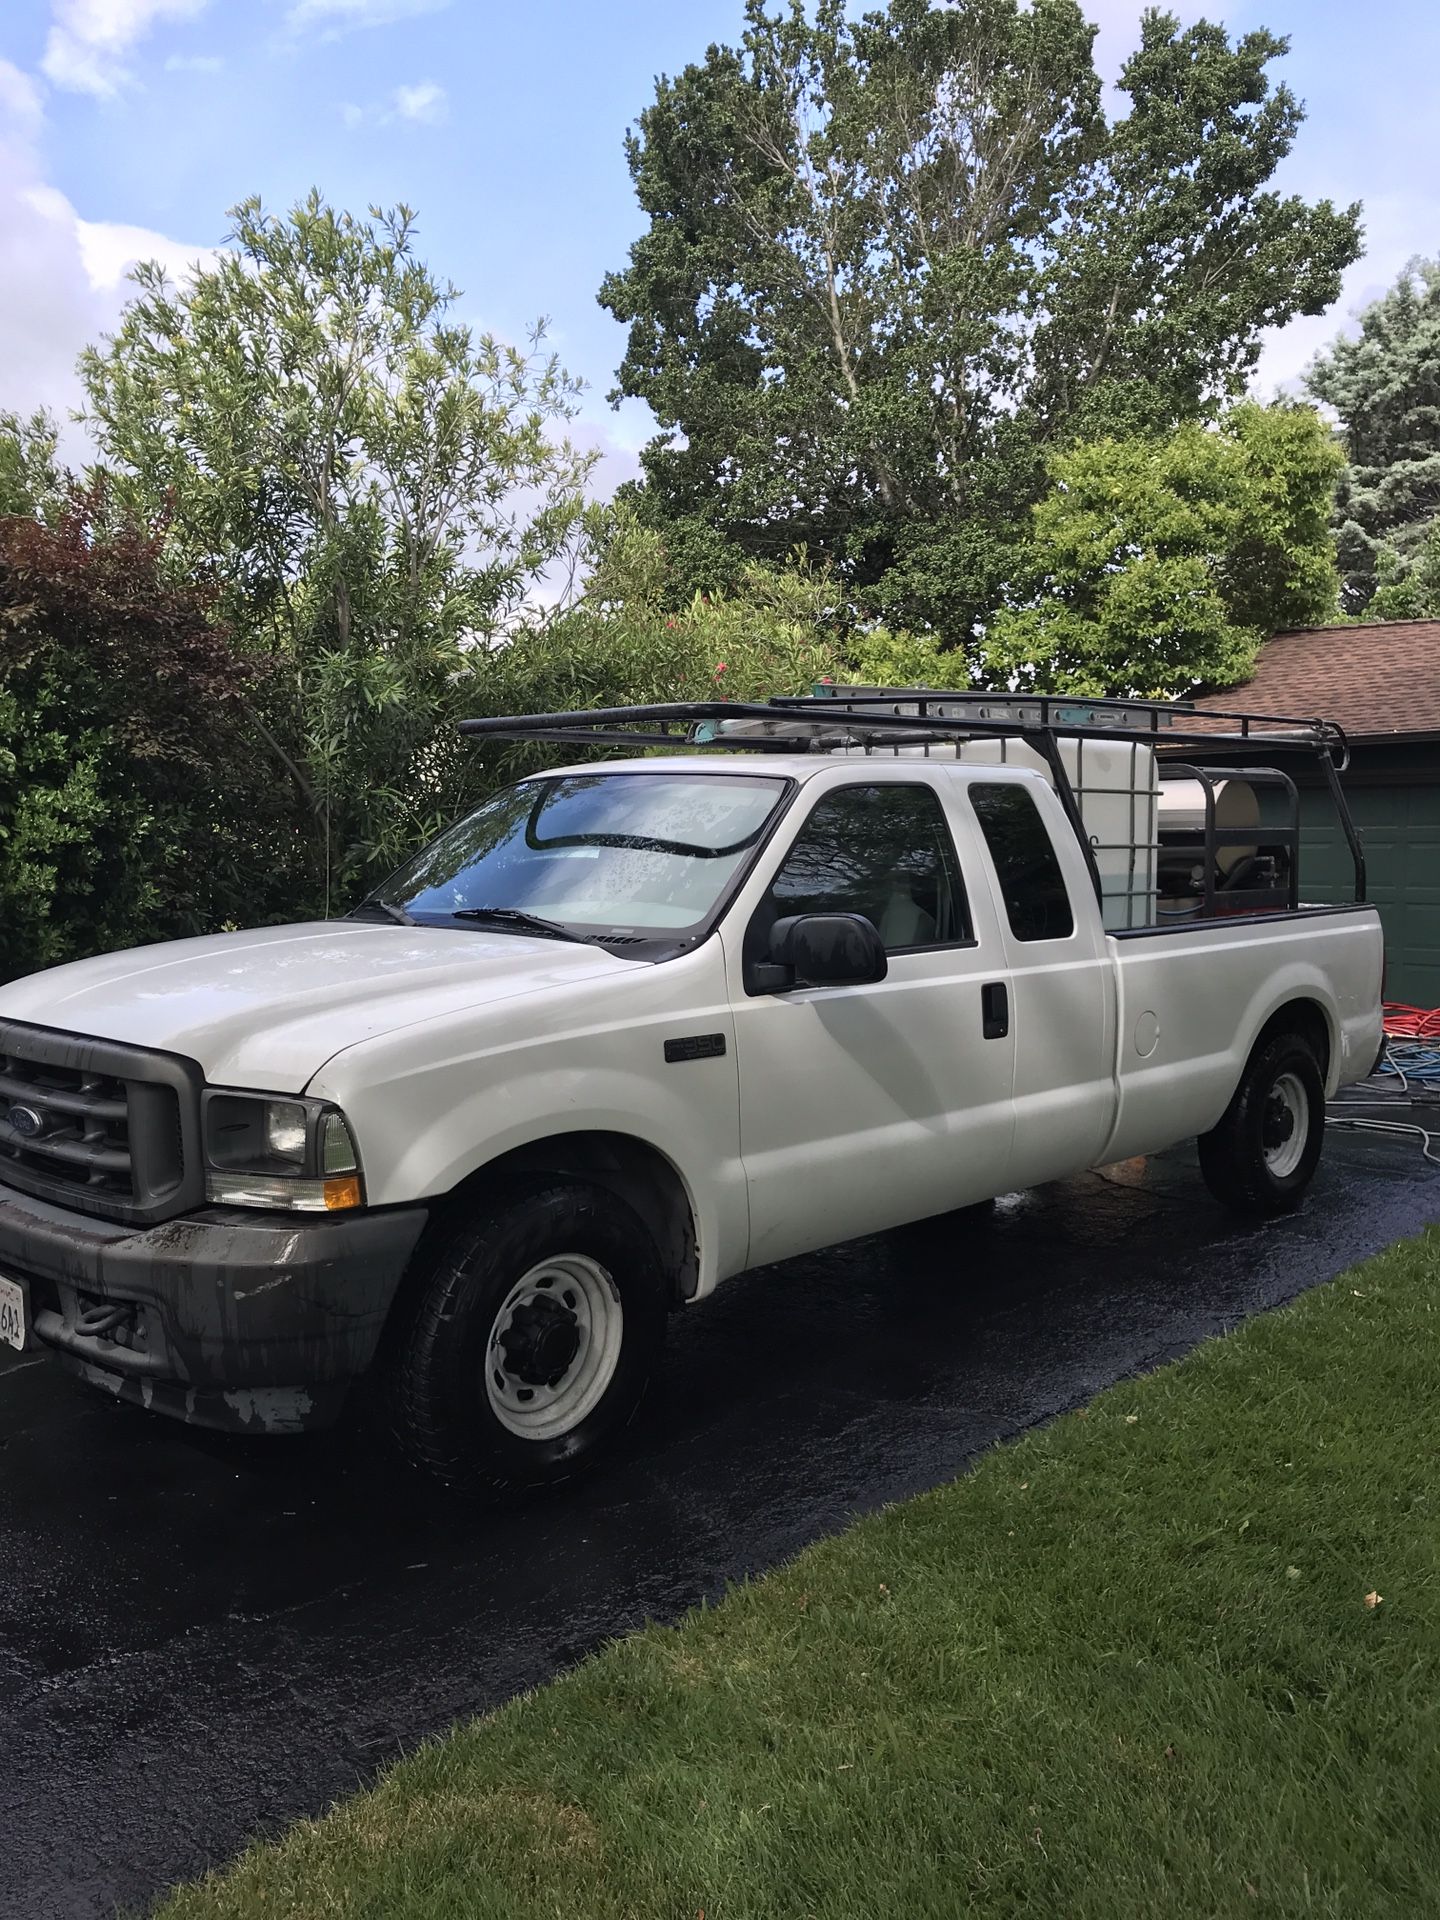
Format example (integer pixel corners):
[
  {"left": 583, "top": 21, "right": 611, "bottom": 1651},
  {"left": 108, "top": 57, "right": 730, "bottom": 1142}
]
[{"left": 1304, "top": 258, "right": 1440, "bottom": 612}]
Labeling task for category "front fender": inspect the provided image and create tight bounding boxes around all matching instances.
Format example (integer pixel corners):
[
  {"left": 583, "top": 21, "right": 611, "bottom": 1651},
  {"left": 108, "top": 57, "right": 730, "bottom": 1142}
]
[
  {"left": 306, "top": 948, "right": 749, "bottom": 1295},
  {"left": 396, "top": 1080, "right": 744, "bottom": 1297}
]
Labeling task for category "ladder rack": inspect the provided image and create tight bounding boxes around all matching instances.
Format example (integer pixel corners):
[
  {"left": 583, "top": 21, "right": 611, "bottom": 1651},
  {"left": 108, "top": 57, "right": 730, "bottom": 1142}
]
[
  {"left": 458, "top": 692, "right": 1347, "bottom": 758},
  {"left": 457, "top": 691, "right": 1366, "bottom": 909}
]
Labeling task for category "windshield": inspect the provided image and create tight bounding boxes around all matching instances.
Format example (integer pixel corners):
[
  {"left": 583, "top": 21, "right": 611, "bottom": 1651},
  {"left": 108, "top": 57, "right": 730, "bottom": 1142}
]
[{"left": 366, "top": 771, "right": 789, "bottom": 938}]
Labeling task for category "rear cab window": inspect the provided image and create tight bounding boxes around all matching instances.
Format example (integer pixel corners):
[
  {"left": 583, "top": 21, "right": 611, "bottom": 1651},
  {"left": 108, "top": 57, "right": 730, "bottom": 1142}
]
[{"left": 969, "top": 783, "right": 1075, "bottom": 942}]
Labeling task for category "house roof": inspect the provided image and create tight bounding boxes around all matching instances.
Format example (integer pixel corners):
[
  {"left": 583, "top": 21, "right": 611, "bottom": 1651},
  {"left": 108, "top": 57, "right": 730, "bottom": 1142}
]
[{"left": 1191, "top": 619, "right": 1440, "bottom": 740}]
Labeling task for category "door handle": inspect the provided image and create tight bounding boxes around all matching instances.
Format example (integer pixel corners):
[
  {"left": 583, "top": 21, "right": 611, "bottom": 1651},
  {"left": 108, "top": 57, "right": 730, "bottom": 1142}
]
[{"left": 981, "top": 981, "right": 1009, "bottom": 1039}]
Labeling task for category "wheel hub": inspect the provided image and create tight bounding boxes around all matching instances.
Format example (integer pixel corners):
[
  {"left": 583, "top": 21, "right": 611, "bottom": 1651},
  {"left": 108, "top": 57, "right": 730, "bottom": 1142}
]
[
  {"left": 1263, "top": 1092, "right": 1297, "bottom": 1151},
  {"left": 484, "top": 1253, "right": 625, "bottom": 1442},
  {"left": 499, "top": 1297, "right": 581, "bottom": 1387}
]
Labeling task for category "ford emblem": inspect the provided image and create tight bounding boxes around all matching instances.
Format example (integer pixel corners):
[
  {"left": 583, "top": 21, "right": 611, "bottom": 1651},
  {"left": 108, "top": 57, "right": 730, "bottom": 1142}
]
[{"left": 5, "top": 1105, "right": 45, "bottom": 1139}]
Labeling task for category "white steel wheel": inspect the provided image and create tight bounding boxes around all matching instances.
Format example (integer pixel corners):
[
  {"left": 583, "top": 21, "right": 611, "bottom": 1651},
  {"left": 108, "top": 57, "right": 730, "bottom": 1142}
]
[
  {"left": 1261, "top": 1070, "right": 1309, "bottom": 1179},
  {"left": 1198, "top": 1032, "right": 1325, "bottom": 1219},
  {"left": 484, "top": 1253, "right": 624, "bottom": 1441}
]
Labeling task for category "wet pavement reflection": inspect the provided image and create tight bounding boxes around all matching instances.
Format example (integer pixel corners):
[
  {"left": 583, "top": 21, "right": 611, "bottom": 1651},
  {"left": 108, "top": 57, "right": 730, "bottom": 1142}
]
[{"left": 1, "top": 1131, "right": 1435, "bottom": 1918}]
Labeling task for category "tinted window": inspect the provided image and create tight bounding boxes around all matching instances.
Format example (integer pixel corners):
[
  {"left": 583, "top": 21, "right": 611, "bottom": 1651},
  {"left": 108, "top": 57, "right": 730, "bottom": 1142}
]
[
  {"left": 970, "top": 783, "right": 1074, "bottom": 941},
  {"left": 763, "top": 785, "right": 970, "bottom": 952}
]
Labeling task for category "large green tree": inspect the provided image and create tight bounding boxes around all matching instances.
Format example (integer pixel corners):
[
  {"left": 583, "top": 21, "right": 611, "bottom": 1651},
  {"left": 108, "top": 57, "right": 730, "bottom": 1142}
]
[
  {"left": 983, "top": 403, "right": 1343, "bottom": 697},
  {"left": 1304, "top": 257, "right": 1440, "bottom": 614},
  {"left": 600, "top": 0, "right": 1361, "bottom": 648},
  {"left": 80, "top": 192, "right": 595, "bottom": 906}
]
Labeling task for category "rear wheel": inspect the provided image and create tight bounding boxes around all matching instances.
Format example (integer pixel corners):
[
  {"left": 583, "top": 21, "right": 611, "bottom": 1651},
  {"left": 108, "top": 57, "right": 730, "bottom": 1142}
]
[
  {"left": 388, "top": 1179, "right": 667, "bottom": 1493},
  {"left": 1197, "top": 1033, "right": 1325, "bottom": 1217}
]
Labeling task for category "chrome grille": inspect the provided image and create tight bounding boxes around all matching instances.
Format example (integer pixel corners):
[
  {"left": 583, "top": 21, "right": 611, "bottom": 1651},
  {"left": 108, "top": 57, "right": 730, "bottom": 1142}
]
[
  {"left": 0, "top": 1021, "right": 203, "bottom": 1224},
  {"left": 0, "top": 1054, "right": 135, "bottom": 1199}
]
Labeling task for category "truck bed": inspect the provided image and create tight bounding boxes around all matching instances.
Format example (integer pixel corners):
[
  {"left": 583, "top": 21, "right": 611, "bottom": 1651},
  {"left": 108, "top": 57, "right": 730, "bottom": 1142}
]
[{"left": 1101, "top": 903, "right": 1384, "bottom": 1164}]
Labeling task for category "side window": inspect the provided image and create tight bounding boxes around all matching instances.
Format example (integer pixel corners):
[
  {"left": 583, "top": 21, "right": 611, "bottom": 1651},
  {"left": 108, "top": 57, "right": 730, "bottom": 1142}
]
[
  {"left": 763, "top": 784, "right": 971, "bottom": 953},
  {"left": 970, "top": 783, "right": 1074, "bottom": 942}
]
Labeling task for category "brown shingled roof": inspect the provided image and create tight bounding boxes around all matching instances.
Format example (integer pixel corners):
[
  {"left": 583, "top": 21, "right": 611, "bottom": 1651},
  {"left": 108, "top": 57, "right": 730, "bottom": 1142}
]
[{"left": 1191, "top": 619, "right": 1440, "bottom": 739}]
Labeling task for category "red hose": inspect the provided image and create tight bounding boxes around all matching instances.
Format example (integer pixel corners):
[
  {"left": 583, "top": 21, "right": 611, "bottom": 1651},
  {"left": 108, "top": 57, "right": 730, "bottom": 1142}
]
[{"left": 1384, "top": 1003, "right": 1440, "bottom": 1039}]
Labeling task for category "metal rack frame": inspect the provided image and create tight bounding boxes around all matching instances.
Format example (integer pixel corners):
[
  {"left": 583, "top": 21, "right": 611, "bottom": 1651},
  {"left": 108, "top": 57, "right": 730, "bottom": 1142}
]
[
  {"left": 458, "top": 691, "right": 1367, "bottom": 912},
  {"left": 1156, "top": 763, "right": 1301, "bottom": 919},
  {"left": 803, "top": 686, "right": 1366, "bottom": 910}
]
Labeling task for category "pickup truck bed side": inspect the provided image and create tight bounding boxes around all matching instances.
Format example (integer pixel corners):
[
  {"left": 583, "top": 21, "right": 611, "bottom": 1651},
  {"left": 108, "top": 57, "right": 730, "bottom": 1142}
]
[{"left": 1103, "top": 910, "right": 1383, "bottom": 1165}]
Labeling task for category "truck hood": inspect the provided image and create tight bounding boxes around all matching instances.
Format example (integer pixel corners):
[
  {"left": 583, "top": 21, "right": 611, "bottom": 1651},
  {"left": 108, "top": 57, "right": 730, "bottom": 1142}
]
[{"left": 0, "top": 922, "right": 638, "bottom": 1091}]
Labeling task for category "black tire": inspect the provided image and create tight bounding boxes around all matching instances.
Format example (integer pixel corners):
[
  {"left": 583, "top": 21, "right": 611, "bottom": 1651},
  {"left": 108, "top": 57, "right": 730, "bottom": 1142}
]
[
  {"left": 1197, "top": 1032, "right": 1325, "bottom": 1218},
  {"left": 388, "top": 1179, "right": 667, "bottom": 1493}
]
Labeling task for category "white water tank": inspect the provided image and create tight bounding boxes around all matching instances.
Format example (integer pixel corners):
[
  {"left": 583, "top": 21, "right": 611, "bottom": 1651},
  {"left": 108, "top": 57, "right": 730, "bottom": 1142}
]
[
  {"left": 823, "top": 730, "right": 1159, "bottom": 930},
  {"left": 1156, "top": 777, "right": 1260, "bottom": 874}
]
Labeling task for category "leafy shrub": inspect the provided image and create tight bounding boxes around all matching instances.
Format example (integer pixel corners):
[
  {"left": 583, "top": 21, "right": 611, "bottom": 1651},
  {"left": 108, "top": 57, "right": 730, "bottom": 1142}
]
[{"left": 0, "top": 490, "right": 295, "bottom": 981}]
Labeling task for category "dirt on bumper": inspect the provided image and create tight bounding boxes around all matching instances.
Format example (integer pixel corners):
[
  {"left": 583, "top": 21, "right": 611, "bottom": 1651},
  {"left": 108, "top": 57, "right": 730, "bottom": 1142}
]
[{"left": 0, "top": 1179, "right": 428, "bottom": 1432}]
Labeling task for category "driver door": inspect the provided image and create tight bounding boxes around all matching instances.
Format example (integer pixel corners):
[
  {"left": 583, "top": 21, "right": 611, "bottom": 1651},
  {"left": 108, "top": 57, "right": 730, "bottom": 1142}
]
[{"left": 723, "top": 775, "right": 1017, "bottom": 1269}]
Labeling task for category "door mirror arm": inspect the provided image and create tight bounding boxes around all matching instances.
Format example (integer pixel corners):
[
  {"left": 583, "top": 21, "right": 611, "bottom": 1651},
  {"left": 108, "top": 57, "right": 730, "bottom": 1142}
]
[{"left": 750, "top": 959, "right": 794, "bottom": 993}]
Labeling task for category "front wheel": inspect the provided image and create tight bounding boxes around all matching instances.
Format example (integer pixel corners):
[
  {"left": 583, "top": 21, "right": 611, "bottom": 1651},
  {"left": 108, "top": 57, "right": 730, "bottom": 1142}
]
[
  {"left": 1197, "top": 1033, "right": 1325, "bottom": 1217},
  {"left": 387, "top": 1179, "right": 667, "bottom": 1493}
]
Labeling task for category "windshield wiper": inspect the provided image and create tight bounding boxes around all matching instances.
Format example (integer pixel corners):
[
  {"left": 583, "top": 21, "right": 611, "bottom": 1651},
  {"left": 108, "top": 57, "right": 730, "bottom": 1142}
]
[
  {"left": 450, "top": 907, "right": 591, "bottom": 944},
  {"left": 350, "top": 900, "right": 416, "bottom": 926}
]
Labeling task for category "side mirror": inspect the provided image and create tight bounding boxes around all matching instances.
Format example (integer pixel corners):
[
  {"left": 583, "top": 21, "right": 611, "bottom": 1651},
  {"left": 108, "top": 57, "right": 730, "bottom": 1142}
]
[{"left": 763, "top": 912, "right": 888, "bottom": 990}]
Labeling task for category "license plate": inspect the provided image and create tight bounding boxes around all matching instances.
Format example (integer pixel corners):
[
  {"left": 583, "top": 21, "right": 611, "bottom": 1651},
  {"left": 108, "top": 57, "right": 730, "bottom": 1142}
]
[{"left": 0, "top": 1273, "right": 28, "bottom": 1353}]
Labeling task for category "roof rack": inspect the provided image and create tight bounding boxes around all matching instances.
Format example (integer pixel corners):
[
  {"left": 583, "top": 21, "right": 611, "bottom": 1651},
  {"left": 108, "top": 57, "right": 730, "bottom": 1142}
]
[
  {"left": 792, "top": 686, "right": 1350, "bottom": 760},
  {"left": 458, "top": 690, "right": 1348, "bottom": 760},
  {"left": 458, "top": 690, "right": 1365, "bottom": 906}
]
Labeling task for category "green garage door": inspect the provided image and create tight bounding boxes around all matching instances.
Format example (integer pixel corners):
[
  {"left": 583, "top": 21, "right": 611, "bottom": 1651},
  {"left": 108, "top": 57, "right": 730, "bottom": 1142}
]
[{"left": 1299, "top": 782, "right": 1440, "bottom": 1008}]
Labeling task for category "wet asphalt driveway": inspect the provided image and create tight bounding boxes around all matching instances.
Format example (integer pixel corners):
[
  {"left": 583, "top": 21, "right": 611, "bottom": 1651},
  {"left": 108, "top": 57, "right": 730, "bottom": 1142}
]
[{"left": 2, "top": 1127, "right": 1436, "bottom": 1920}]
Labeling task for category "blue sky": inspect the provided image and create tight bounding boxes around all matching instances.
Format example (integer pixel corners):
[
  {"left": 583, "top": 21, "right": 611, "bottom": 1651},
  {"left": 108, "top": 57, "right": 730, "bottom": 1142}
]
[{"left": 1, "top": 0, "right": 1437, "bottom": 488}]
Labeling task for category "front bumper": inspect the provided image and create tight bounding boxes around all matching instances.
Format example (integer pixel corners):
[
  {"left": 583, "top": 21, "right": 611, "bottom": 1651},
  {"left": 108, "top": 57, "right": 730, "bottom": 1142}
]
[{"left": 0, "top": 1178, "right": 428, "bottom": 1433}]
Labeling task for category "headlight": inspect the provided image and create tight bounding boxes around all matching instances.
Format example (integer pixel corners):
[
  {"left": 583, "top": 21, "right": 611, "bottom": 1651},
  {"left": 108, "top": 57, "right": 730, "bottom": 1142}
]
[
  {"left": 265, "top": 1102, "right": 308, "bottom": 1162},
  {"left": 203, "top": 1091, "right": 364, "bottom": 1212}
]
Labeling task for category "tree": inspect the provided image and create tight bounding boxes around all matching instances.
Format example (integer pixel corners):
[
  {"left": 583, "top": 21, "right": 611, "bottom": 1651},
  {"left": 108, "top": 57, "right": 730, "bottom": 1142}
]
[
  {"left": 0, "top": 409, "right": 64, "bottom": 521},
  {"left": 80, "top": 192, "right": 595, "bottom": 905},
  {"left": 1367, "top": 520, "right": 1440, "bottom": 622},
  {"left": 600, "top": 0, "right": 1361, "bottom": 646},
  {"left": 466, "top": 504, "right": 843, "bottom": 787},
  {"left": 983, "top": 403, "right": 1343, "bottom": 697},
  {"left": 1304, "top": 258, "right": 1440, "bottom": 613},
  {"left": 0, "top": 486, "right": 289, "bottom": 981},
  {"left": 459, "top": 501, "right": 961, "bottom": 790}
]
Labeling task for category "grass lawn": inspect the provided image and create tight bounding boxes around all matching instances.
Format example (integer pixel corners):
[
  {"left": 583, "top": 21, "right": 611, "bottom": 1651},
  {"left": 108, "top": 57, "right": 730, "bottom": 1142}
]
[{"left": 158, "top": 1229, "right": 1440, "bottom": 1920}]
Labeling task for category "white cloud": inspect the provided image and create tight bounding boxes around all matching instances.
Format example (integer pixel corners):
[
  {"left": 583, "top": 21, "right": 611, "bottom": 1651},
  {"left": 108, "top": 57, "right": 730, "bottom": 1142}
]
[
  {"left": 74, "top": 210, "right": 214, "bottom": 290},
  {"left": 0, "top": 60, "right": 46, "bottom": 142},
  {"left": 341, "top": 80, "right": 449, "bottom": 129},
  {"left": 163, "top": 51, "right": 222, "bottom": 72},
  {"left": 393, "top": 80, "right": 446, "bottom": 124},
  {"left": 20, "top": 181, "right": 214, "bottom": 294},
  {"left": 287, "top": 0, "right": 449, "bottom": 38},
  {"left": 566, "top": 414, "right": 643, "bottom": 502},
  {"left": 0, "top": 58, "right": 211, "bottom": 449},
  {"left": 1252, "top": 193, "right": 1435, "bottom": 398},
  {"left": 42, "top": 0, "right": 211, "bottom": 98}
]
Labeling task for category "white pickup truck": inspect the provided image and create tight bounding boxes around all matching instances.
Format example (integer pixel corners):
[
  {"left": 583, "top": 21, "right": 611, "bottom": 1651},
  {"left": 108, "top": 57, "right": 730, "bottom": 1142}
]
[{"left": 0, "top": 693, "right": 1383, "bottom": 1490}]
